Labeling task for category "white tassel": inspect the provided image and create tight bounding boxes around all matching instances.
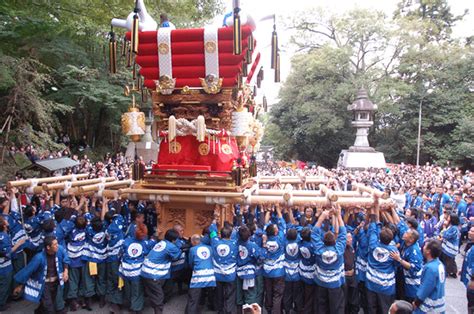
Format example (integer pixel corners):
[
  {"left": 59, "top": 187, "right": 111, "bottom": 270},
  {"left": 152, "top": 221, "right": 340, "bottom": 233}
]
[
  {"left": 196, "top": 115, "right": 206, "bottom": 142},
  {"left": 168, "top": 115, "right": 176, "bottom": 152}
]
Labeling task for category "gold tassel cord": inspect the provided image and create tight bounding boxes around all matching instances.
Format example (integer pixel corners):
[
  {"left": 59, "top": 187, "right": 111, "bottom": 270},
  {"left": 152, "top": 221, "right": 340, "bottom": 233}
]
[
  {"left": 108, "top": 27, "right": 117, "bottom": 74},
  {"left": 233, "top": 2, "right": 242, "bottom": 55}
]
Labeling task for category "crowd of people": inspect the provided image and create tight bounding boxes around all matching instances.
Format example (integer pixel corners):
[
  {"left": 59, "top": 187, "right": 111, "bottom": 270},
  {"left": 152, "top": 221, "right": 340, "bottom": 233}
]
[{"left": 0, "top": 157, "right": 472, "bottom": 314}]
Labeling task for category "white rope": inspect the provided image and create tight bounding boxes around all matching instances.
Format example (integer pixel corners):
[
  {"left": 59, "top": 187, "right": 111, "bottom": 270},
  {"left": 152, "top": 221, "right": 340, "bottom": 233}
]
[{"left": 161, "top": 118, "right": 233, "bottom": 137}]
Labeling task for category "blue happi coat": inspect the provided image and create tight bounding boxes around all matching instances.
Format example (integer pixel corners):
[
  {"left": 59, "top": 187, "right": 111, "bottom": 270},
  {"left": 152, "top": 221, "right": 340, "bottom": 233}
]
[
  {"left": 441, "top": 225, "right": 459, "bottom": 258},
  {"left": 106, "top": 214, "right": 125, "bottom": 262},
  {"left": 312, "top": 225, "right": 347, "bottom": 288},
  {"left": 366, "top": 222, "right": 397, "bottom": 296},
  {"left": 414, "top": 258, "right": 446, "bottom": 314},
  {"left": 188, "top": 243, "right": 216, "bottom": 288},
  {"left": 283, "top": 239, "right": 300, "bottom": 282},
  {"left": 83, "top": 224, "right": 108, "bottom": 263},
  {"left": 262, "top": 218, "right": 286, "bottom": 278},
  {"left": 210, "top": 224, "right": 238, "bottom": 282},
  {"left": 237, "top": 240, "right": 261, "bottom": 280},
  {"left": 14, "top": 246, "right": 70, "bottom": 303},
  {"left": 141, "top": 240, "right": 181, "bottom": 280},
  {"left": 119, "top": 236, "right": 155, "bottom": 281}
]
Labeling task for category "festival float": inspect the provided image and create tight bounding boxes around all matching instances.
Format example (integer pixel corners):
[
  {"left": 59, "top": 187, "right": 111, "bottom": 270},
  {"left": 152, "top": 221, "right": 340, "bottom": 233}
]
[{"left": 8, "top": 0, "right": 394, "bottom": 236}]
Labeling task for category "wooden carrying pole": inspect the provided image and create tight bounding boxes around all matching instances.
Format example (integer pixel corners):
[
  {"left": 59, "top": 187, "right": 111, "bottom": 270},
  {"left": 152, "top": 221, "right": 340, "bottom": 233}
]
[
  {"left": 255, "top": 176, "right": 328, "bottom": 185},
  {"left": 43, "top": 177, "right": 115, "bottom": 191},
  {"left": 254, "top": 189, "right": 362, "bottom": 197},
  {"left": 7, "top": 174, "right": 89, "bottom": 188},
  {"left": 77, "top": 180, "right": 134, "bottom": 194},
  {"left": 354, "top": 183, "right": 389, "bottom": 199}
]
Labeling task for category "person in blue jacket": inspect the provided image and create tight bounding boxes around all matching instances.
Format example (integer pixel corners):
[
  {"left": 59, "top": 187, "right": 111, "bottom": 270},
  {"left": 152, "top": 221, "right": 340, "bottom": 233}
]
[
  {"left": 104, "top": 200, "right": 125, "bottom": 313},
  {"left": 439, "top": 213, "right": 460, "bottom": 278},
  {"left": 282, "top": 228, "right": 302, "bottom": 313},
  {"left": 390, "top": 212, "right": 423, "bottom": 302},
  {"left": 0, "top": 215, "right": 25, "bottom": 311},
  {"left": 453, "top": 192, "right": 468, "bottom": 241},
  {"left": 141, "top": 228, "right": 181, "bottom": 314},
  {"left": 366, "top": 201, "right": 398, "bottom": 314},
  {"left": 82, "top": 216, "right": 108, "bottom": 308},
  {"left": 14, "top": 236, "right": 70, "bottom": 314},
  {"left": 209, "top": 220, "right": 238, "bottom": 314},
  {"left": 299, "top": 226, "right": 319, "bottom": 313},
  {"left": 460, "top": 226, "right": 474, "bottom": 313},
  {"left": 413, "top": 239, "right": 446, "bottom": 313},
  {"left": 236, "top": 225, "right": 262, "bottom": 309},
  {"left": 313, "top": 206, "right": 347, "bottom": 314},
  {"left": 185, "top": 234, "right": 216, "bottom": 314},
  {"left": 65, "top": 214, "right": 88, "bottom": 311},
  {"left": 354, "top": 219, "right": 369, "bottom": 314},
  {"left": 120, "top": 222, "right": 155, "bottom": 314},
  {"left": 261, "top": 204, "right": 286, "bottom": 314}
]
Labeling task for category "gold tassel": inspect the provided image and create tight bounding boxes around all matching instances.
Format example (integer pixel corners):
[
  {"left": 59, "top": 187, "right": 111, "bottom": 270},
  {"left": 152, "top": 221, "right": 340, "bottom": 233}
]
[
  {"left": 263, "top": 95, "right": 268, "bottom": 112},
  {"left": 233, "top": 1, "right": 242, "bottom": 55},
  {"left": 108, "top": 27, "right": 117, "bottom": 74},
  {"left": 253, "top": 85, "right": 257, "bottom": 97},
  {"left": 136, "top": 75, "right": 142, "bottom": 92},
  {"left": 196, "top": 115, "right": 206, "bottom": 142},
  {"left": 131, "top": 12, "right": 139, "bottom": 54},
  {"left": 271, "top": 19, "right": 278, "bottom": 69},
  {"left": 141, "top": 85, "right": 148, "bottom": 103},
  {"left": 275, "top": 51, "right": 280, "bottom": 83}
]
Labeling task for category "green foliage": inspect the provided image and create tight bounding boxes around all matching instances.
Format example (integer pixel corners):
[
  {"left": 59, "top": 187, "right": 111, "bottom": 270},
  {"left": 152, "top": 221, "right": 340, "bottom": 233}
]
[{"left": 268, "top": 1, "right": 473, "bottom": 168}]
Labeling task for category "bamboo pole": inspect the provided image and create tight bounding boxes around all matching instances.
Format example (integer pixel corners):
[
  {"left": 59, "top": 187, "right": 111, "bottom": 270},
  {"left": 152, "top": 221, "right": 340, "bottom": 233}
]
[
  {"left": 8, "top": 174, "right": 89, "bottom": 189},
  {"left": 42, "top": 177, "right": 115, "bottom": 191},
  {"left": 354, "top": 183, "right": 389, "bottom": 199}
]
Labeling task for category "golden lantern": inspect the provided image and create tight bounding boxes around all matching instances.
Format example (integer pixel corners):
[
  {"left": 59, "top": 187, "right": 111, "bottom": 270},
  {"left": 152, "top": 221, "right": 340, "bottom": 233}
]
[{"left": 121, "top": 96, "right": 145, "bottom": 142}]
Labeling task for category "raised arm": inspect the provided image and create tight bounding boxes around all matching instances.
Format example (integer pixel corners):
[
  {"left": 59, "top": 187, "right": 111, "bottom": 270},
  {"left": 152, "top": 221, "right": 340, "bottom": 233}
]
[{"left": 101, "top": 196, "right": 108, "bottom": 221}]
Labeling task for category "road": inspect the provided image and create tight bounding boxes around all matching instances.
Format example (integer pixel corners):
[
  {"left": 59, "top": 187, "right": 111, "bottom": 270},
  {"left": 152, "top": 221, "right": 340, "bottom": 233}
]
[{"left": 4, "top": 253, "right": 469, "bottom": 313}]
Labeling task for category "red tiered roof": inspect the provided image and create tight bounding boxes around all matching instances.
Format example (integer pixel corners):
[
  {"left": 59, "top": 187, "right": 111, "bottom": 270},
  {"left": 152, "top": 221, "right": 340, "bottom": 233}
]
[{"left": 126, "top": 26, "right": 255, "bottom": 89}]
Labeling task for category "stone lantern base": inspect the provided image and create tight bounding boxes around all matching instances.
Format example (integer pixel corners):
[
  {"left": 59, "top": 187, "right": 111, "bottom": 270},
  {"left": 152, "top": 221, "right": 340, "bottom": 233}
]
[{"left": 338, "top": 149, "right": 386, "bottom": 169}]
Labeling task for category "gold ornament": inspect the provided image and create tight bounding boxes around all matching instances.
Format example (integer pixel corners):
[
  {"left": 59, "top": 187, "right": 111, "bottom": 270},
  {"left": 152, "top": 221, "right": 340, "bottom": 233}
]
[
  {"left": 205, "top": 41, "right": 217, "bottom": 53},
  {"left": 200, "top": 74, "right": 223, "bottom": 94},
  {"left": 169, "top": 141, "right": 182, "bottom": 154},
  {"left": 154, "top": 75, "right": 176, "bottom": 95},
  {"left": 158, "top": 43, "right": 169, "bottom": 55},
  {"left": 198, "top": 143, "right": 210, "bottom": 156},
  {"left": 181, "top": 86, "right": 191, "bottom": 94}
]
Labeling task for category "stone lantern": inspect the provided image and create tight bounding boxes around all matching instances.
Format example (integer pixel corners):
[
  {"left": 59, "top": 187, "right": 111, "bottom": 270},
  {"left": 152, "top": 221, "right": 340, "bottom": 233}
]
[{"left": 338, "top": 88, "right": 386, "bottom": 168}]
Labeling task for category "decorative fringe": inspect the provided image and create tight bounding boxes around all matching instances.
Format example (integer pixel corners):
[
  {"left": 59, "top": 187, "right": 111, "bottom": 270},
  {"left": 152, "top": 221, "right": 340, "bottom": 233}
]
[
  {"left": 233, "top": 0, "right": 242, "bottom": 55},
  {"left": 131, "top": 12, "right": 139, "bottom": 54},
  {"left": 275, "top": 52, "right": 280, "bottom": 83},
  {"left": 196, "top": 115, "right": 206, "bottom": 142},
  {"left": 108, "top": 27, "right": 117, "bottom": 74}
]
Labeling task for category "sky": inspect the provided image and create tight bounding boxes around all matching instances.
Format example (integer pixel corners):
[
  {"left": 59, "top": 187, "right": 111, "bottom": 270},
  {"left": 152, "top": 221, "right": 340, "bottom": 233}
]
[{"left": 215, "top": 0, "right": 474, "bottom": 107}]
